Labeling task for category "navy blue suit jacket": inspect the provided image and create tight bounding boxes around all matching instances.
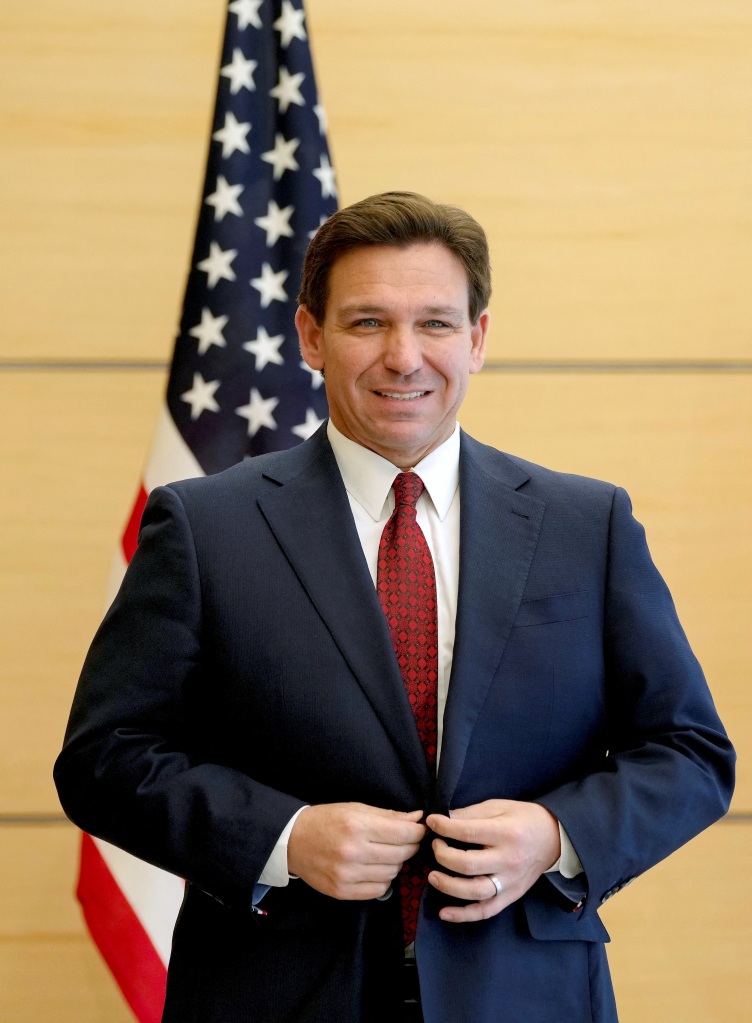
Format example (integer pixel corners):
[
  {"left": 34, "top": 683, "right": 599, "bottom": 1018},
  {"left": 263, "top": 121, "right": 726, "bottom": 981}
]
[{"left": 55, "top": 426, "right": 734, "bottom": 1023}]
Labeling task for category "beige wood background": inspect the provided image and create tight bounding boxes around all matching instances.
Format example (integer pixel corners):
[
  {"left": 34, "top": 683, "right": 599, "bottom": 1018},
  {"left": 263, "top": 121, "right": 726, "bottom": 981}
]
[{"left": 1, "top": 0, "right": 749, "bottom": 1020}]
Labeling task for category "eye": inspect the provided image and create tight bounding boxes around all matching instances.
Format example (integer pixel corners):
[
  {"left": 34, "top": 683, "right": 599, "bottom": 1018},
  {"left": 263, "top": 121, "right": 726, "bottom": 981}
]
[{"left": 423, "top": 319, "right": 452, "bottom": 331}]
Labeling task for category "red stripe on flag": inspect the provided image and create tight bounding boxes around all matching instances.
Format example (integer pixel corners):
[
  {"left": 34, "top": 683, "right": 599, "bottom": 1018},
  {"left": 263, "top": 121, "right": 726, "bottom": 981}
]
[
  {"left": 122, "top": 484, "right": 148, "bottom": 564},
  {"left": 77, "top": 834, "right": 167, "bottom": 1023}
]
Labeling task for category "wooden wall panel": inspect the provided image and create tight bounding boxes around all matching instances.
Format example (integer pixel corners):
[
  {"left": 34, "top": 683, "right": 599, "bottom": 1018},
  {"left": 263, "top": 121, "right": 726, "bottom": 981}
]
[
  {"left": 0, "top": 371, "right": 165, "bottom": 812},
  {"left": 1, "top": 0, "right": 222, "bottom": 362},
  {"left": 601, "top": 821, "right": 751, "bottom": 1022},
  {"left": 312, "top": 0, "right": 752, "bottom": 362},
  {"left": 0, "top": 825, "right": 133, "bottom": 1023},
  {"left": 2, "top": 1, "right": 750, "bottom": 360}
]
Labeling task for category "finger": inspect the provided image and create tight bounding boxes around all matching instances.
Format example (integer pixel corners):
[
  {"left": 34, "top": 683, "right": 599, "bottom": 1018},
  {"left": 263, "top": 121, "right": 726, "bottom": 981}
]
[
  {"left": 427, "top": 870, "right": 502, "bottom": 903},
  {"left": 360, "top": 806, "right": 425, "bottom": 821},
  {"left": 400, "top": 809, "right": 427, "bottom": 821},
  {"left": 329, "top": 858, "right": 405, "bottom": 892},
  {"left": 438, "top": 898, "right": 506, "bottom": 923},
  {"left": 360, "top": 841, "right": 424, "bottom": 866},
  {"left": 339, "top": 880, "right": 396, "bottom": 901},
  {"left": 363, "top": 818, "right": 427, "bottom": 846},
  {"left": 355, "top": 863, "right": 403, "bottom": 884},
  {"left": 426, "top": 813, "right": 500, "bottom": 846},
  {"left": 431, "top": 837, "right": 497, "bottom": 877},
  {"left": 447, "top": 800, "right": 509, "bottom": 819}
]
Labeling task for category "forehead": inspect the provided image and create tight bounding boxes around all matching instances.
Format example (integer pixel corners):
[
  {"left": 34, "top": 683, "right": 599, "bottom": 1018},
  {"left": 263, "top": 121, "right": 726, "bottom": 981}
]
[{"left": 325, "top": 242, "right": 470, "bottom": 315}]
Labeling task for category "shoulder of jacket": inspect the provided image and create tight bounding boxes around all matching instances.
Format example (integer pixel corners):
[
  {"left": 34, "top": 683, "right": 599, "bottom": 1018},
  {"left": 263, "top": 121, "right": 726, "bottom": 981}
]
[{"left": 461, "top": 431, "right": 620, "bottom": 504}]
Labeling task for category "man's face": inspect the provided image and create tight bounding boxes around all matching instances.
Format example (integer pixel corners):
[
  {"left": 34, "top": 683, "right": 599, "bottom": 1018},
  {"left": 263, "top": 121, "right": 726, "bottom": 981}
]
[{"left": 296, "top": 242, "right": 489, "bottom": 469}]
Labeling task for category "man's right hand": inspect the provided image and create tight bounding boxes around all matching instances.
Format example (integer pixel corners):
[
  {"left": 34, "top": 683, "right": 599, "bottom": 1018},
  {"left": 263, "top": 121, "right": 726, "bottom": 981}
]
[{"left": 287, "top": 803, "right": 426, "bottom": 900}]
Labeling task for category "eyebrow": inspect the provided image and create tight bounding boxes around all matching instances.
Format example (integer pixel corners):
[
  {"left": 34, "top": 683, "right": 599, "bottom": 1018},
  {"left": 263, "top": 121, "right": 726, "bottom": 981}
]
[{"left": 337, "top": 305, "right": 465, "bottom": 319}]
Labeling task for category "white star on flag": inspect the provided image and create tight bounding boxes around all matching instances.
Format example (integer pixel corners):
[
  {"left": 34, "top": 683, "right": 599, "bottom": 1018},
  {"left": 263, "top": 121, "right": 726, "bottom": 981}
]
[
  {"left": 220, "top": 48, "right": 258, "bottom": 94},
  {"left": 212, "top": 111, "right": 252, "bottom": 158},
  {"left": 189, "top": 308, "right": 229, "bottom": 354},
  {"left": 299, "top": 360, "right": 324, "bottom": 389},
  {"left": 270, "top": 66, "right": 305, "bottom": 114},
  {"left": 236, "top": 388, "right": 279, "bottom": 436},
  {"left": 291, "top": 407, "right": 325, "bottom": 440},
  {"left": 254, "top": 200, "right": 294, "bottom": 246},
  {"left": 181, "top": 373, "right": 221, "bottom": 419},
  {"left": 243, "top": 326, "right": 285, "bottom": 370},
  {"left": 261, "top": 133, "right": 300, "bottom": 180},
  {"left": 273, "top": 1, "right": 307, "bottom": 48},
  {"left": 205, "top": 175, "right": 244, "bottom": 221},
  {"left": 312, "top": 153, "right": 336, "bottom": 199},
  {"left": 313, "top": 104, "right": 327, "bottom": 135},
  {"left": 251, "top": 262, "right": 289, "bottom": 307},
  {"left": 229, "top": 0, "right": 263, "bottom": 30},
  {"left": 197, "top": 242, "right": 238, "bottom": 288}
]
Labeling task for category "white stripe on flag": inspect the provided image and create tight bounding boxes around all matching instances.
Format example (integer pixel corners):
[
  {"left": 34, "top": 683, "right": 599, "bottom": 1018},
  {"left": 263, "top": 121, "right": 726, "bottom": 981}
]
[
  {"left": 144, "top": 405, "right": 205, "bottom": 493},
  {"left": 94, "top": 838, "right": 185, "bottom": 968}
]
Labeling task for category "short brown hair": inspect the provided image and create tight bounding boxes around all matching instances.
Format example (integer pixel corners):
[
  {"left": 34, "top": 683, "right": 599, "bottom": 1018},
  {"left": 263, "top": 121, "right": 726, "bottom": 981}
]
[{"left": 298, "top": 191, "right": 491, "bottom": 324}]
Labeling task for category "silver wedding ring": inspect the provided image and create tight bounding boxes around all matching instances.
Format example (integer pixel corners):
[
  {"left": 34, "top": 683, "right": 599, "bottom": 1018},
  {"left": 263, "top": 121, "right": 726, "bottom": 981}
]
[{"left": 487, "top": 873, "right": 503, "bottom": 897}]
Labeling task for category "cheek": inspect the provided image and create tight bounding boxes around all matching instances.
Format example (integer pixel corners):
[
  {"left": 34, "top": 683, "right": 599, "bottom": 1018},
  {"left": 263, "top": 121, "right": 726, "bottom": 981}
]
[
  {"left": 331, "top": 345, "right": 373, "bottom": 377},
  {"left": 440, "top": 363, "right": 470, "bottom": 399},
  {"left": 430, "top": 347, "right": 470, "bottom": 381}
]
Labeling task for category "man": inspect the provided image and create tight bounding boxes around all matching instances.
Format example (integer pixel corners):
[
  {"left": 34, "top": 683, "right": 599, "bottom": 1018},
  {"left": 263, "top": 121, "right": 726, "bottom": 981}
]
[{"left": 55, "top": 192, "right": 734, "bottom": 1023}]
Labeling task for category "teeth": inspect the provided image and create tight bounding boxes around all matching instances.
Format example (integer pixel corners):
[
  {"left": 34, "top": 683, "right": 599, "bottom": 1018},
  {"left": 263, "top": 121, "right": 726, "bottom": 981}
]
[{"left": 377, "top": 391, "right": 426, "bottom": 400}]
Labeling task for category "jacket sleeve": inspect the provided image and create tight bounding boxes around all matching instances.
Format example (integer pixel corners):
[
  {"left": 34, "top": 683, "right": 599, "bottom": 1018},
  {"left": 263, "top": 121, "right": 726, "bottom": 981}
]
[
  {"left": 537, "top": 485, "right": 735, "bottom": 919},
  {"left": 53, "top": 485, "right": 306, "bottom": 910}
]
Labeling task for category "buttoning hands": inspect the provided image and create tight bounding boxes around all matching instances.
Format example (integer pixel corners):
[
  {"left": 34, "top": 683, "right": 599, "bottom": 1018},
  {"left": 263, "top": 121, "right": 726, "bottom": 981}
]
[
  {"left": 287, "top": 802, "right": 426, "bottom": 901},
  {"left": 425, "top": 799, "right": 561, "bottom": 922}
]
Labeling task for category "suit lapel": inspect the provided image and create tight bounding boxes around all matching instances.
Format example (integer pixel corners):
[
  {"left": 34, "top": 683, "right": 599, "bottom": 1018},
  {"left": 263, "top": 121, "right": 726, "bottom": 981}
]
[
  {"left": 256, "top": 429, "right": 431, "bottom": 796},
  {"left": 437, "top": 434, "right": 545, "bottom": 809}
]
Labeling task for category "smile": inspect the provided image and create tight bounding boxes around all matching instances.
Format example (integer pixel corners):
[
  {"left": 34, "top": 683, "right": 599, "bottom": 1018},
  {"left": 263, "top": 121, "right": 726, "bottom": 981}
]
[{"left": 374, "top": 390, "right": 428, "bottom": 400}]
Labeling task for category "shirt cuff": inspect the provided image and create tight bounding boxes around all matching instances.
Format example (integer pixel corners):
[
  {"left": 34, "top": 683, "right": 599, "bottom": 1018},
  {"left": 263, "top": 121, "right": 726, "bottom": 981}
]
[
  {"left": 545, "top": 821, "right": 584, "bottom": 879},
  {"left": 257, "top": 805, "right": 309, "bottom": 887}
]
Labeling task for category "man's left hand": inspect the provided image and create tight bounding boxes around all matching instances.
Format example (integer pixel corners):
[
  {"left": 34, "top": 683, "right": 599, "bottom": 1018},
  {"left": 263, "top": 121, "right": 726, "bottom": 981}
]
[{"left": 425, "top": 799, "right": 561, "bottom": 923}]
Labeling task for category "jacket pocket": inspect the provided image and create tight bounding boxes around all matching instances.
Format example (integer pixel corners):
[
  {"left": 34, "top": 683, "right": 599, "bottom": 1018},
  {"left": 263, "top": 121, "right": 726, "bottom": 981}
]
[
  {"left": 523, "top": 888, "right": 610, "bottom": 943},
  {"left": 514, "top": 589, "right": 590, "bottom": 628}
]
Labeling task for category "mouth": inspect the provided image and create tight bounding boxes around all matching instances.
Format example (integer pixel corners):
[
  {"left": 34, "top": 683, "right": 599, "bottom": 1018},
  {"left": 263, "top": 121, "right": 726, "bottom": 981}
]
[{"left": 373, "top": 390, "right": 428, "bottom": 400}]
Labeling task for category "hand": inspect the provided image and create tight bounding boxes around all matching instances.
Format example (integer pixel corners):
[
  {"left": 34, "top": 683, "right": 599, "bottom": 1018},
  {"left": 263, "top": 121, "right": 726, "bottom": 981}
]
[
  {"left": 425, "top": 799, "right": 560, "bottom": 923},
  {"left": 287, "top": 803, "right": 426, "bottom": 901}
]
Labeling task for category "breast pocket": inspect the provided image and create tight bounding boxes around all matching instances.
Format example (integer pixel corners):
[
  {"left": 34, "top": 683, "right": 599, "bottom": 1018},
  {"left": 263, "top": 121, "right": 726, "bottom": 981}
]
[{"left": 514, "top": 589, "right": 591, "bottom": 628}]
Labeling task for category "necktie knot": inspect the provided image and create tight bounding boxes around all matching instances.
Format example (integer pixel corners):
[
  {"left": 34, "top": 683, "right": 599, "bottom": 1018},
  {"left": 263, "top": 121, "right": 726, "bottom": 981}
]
[{"left": 392, "top": 471, "right": 425, "bottom": 510}]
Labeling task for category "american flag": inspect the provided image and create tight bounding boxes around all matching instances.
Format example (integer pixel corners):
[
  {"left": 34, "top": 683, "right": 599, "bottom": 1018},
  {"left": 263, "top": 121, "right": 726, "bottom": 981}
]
[{"left": 75, "top": 2, "right": 337, "bottom": 1020}]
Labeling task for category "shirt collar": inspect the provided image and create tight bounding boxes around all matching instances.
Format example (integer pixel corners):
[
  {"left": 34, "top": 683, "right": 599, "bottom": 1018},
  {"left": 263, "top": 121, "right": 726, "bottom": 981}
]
[{"left": 327, "top": 420, "right": 460, "bottom": 522}]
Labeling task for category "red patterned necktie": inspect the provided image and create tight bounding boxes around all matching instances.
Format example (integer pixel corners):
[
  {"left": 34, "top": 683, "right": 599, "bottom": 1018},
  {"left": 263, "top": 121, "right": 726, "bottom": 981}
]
[{"left": 377, "top": 471, "right": 438, "bottom": 945}]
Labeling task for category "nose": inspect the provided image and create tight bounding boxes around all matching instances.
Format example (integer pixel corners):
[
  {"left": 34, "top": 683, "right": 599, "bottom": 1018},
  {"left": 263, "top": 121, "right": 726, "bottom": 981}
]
[{"left": 382, "top": 327, "right": 423, "bottom": 376}]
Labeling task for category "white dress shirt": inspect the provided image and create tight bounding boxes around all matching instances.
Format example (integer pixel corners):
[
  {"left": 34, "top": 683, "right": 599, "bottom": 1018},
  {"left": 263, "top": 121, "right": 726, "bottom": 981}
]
[{"left": 256, "top": 421, "right": 582, "bottom": 890}]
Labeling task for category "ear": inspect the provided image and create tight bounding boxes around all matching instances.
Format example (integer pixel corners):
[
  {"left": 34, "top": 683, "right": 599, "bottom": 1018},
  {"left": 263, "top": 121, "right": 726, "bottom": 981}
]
[
  {"left": 296, "top": 305, "right": 325, "bottom": 371},
  {"left": 468, "top": 308, "right": 490, "bottom": 374}
]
